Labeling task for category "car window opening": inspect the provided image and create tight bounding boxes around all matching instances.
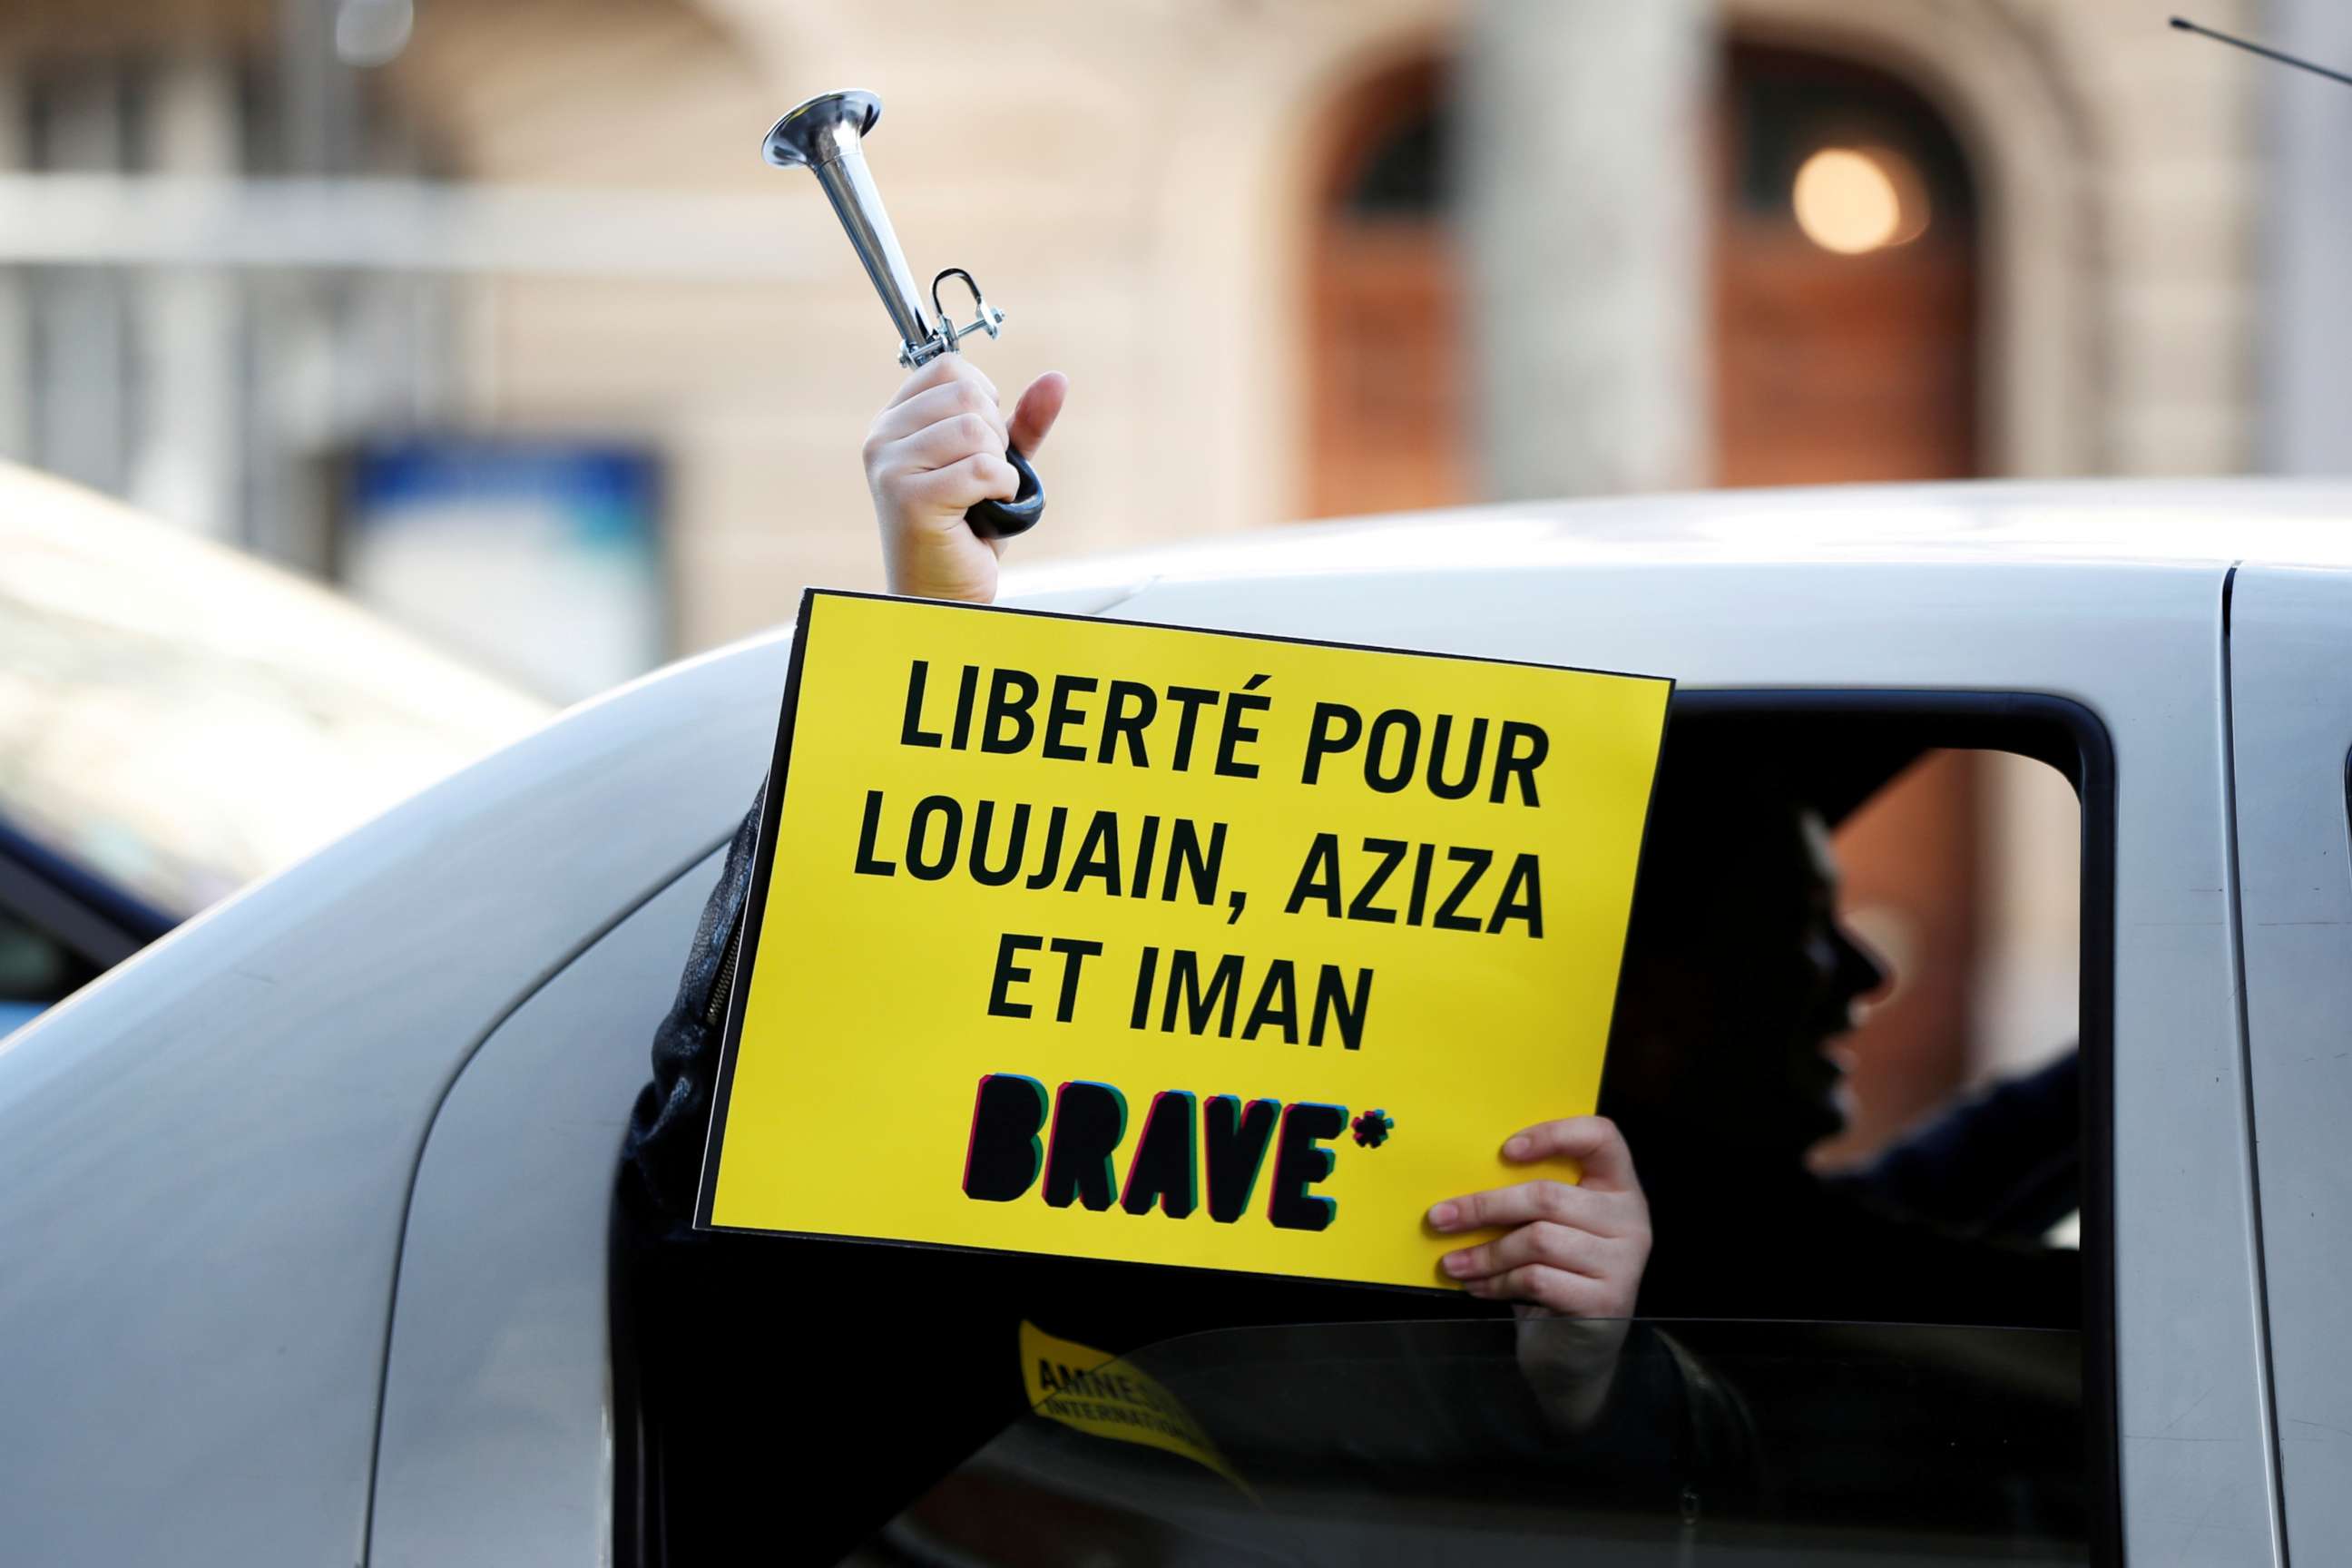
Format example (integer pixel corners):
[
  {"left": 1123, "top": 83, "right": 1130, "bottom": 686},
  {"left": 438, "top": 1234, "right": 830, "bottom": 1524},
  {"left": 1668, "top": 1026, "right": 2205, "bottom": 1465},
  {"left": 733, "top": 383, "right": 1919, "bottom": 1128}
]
[{"left": 610, "top": 701, "right": 2102, "bottom": 1566}]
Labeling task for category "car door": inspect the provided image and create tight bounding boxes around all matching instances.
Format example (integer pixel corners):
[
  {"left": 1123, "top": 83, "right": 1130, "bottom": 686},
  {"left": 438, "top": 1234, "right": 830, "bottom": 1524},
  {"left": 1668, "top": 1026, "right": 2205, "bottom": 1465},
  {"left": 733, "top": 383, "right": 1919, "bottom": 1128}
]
[
  {"left": 2228, "top": 562, "right": 2352, "bottom": 1565},
  {"left": 368, "top": 848, "right": 723, "bottom": 1564}
]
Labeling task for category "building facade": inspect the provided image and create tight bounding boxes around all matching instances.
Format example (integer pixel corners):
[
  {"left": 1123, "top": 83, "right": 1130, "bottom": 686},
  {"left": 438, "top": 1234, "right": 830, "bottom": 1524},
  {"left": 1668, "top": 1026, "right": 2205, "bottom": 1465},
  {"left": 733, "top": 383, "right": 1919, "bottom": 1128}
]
[{"left": 0, "top": 0, "right": 2289, "bottom": 652}]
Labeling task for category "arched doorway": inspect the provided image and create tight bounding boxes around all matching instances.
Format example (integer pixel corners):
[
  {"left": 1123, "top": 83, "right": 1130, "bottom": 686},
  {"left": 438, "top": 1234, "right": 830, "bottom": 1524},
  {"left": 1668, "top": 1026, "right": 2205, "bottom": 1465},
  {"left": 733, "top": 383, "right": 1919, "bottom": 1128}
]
[
  {"left": 1302, "top": 41, "right": 1983, "bottom": 510},
  {"left": 1302, "top": 56, "right": 1468, "bottom": 520}
]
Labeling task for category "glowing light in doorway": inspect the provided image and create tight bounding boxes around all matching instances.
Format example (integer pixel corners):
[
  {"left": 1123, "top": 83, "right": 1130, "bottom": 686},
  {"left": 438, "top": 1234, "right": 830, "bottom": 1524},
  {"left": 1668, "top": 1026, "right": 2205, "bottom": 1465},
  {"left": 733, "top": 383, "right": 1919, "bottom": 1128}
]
[{"left": 1791, "top": 147, "right": 1928, "bottom": 255}]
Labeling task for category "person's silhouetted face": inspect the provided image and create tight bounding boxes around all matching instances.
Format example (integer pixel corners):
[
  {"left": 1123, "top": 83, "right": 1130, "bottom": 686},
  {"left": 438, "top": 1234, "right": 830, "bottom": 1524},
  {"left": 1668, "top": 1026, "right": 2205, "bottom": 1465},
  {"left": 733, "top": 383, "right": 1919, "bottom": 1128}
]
[{"left": 1599, "top": 779, "right": 1888, "bottom": 1181}]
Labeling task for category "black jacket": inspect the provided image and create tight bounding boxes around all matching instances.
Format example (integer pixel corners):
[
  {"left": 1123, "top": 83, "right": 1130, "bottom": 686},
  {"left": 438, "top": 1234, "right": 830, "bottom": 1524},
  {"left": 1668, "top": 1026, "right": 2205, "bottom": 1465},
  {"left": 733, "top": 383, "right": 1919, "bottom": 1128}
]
[{"left": 622, "top": 794, "right": 762, "bottom": 1227}]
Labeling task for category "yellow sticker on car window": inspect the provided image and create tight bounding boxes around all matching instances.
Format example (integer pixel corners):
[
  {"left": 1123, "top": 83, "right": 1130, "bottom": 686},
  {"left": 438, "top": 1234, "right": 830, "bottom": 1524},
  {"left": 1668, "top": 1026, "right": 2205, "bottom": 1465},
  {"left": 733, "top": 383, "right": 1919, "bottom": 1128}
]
[
  {"left": 1019, "top": 1320, "right": 1240, "bottom": 1486},
  {"left": 698, "top": 590, "right": 1670, "bottom": 1291}
]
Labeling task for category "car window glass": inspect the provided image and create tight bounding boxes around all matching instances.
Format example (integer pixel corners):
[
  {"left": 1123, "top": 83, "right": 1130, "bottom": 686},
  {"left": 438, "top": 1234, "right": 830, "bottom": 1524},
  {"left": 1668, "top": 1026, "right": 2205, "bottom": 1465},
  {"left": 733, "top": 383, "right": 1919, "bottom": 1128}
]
[
  {"left": 0, "top": 907, "right": 93, "bottom": 1037},
  {"left": 865, "top": 1317, "right": 2089, "bottom": 1565}
]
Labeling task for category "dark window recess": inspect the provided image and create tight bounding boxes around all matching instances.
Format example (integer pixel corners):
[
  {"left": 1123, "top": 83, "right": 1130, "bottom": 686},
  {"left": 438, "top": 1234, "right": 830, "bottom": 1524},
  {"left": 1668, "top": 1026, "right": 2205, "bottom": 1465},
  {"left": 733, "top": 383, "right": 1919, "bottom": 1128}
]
[
  {"left": 1341, "top": 94, "right": 1455, "bottom": 219},
  {"left": 0, "top": 911, "right": 99, "bottom": 1006},
  {"left": 0, "top": 821, "right": 163, "bottom": 1014}
]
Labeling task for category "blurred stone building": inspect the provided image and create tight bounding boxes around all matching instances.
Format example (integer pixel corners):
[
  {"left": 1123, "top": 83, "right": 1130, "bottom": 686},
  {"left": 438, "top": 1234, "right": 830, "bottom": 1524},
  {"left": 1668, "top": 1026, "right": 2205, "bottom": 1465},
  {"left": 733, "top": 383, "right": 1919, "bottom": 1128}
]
[
  {"left": 2, "top": 0, "right": 2346, "bottom": 1145},
  {"left": 8, "top": 0, "right": 2340, "bottom": 650}
]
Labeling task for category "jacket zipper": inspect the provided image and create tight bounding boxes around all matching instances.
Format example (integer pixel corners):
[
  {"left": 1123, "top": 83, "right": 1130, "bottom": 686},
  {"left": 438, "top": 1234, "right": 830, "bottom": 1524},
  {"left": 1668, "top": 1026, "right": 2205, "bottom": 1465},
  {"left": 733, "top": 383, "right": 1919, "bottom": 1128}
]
[{"left": 703, "top": 904, "right": 747, "bottom": 1029}]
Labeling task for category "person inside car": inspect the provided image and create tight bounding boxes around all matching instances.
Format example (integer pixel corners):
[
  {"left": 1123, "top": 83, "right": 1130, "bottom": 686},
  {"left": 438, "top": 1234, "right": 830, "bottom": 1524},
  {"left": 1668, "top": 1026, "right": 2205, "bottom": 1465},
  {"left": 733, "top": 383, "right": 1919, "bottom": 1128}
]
[{"left": 1583, "top": 751, "right": 2080, "bottom": 1328}]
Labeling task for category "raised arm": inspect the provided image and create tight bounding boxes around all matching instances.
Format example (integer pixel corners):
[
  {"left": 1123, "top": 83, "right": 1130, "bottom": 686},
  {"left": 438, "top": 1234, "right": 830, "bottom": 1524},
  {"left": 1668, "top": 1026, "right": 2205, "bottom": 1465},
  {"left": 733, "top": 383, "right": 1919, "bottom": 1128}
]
[{"left": 623, "top": 358, "right": 1066, "bottom": 1223}]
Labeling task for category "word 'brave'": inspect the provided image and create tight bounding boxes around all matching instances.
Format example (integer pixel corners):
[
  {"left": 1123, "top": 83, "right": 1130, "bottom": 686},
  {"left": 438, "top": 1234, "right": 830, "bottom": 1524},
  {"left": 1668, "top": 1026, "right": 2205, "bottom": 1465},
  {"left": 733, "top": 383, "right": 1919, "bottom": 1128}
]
[{"left": 963, "top": 1075, "right": 1350, "bottom": 1232}]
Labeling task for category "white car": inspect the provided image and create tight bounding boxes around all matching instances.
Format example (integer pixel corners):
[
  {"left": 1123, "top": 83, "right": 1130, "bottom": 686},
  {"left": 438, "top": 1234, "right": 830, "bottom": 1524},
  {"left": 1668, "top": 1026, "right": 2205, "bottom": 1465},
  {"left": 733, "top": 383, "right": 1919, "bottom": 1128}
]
[{"left": 1, "top": 478, "right": 2346, "bottom": 1565}]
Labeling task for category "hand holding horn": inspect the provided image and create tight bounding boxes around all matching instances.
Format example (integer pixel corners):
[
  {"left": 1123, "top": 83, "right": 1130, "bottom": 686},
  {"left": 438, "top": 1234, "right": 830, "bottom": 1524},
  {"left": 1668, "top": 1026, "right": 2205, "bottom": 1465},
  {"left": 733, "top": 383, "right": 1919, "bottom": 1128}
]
[{"left": 764, "top": 91, "right": 1047, "bottom": 541}]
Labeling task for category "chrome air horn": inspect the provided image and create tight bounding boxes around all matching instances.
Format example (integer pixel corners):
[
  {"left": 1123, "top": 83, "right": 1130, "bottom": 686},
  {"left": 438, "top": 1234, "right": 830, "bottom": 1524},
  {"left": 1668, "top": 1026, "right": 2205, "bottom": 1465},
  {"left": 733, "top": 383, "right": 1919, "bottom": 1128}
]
[{"left": 762, "top": 90, "right": 1044, "bottom": 540}]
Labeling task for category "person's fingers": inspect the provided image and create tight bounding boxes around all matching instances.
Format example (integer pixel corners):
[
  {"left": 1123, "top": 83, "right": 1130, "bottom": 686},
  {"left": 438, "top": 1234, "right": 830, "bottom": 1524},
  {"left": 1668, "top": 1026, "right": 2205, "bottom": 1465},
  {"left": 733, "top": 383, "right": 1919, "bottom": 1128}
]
[
  {"left": 900, "top": 451, "right": 1020, "bottom": 511},
  {"left": 1498, "top": 1115, "right": 1640, "bottom": 1192},
  {"left": 883, "top": 353, "right": 997, "bottom": 412},
  {"left": 1462, "top": 1265, "right": 1615, "bottom": 1315},
  {"left": 878, "top": 412, "right": 1013, "bottom": 476},
  {"left": 1426, "top": 1179, "right": 1612, "bottom": 1237},
  {"left": 1441, "top": 1220, "right": 1609, "bottom": 1283},
  {"left": 867, "top": 378, "right": 1009, "bottom": 452},
  {"left": 1007, "top": 371, "right": 1067, "bottom": 457}
]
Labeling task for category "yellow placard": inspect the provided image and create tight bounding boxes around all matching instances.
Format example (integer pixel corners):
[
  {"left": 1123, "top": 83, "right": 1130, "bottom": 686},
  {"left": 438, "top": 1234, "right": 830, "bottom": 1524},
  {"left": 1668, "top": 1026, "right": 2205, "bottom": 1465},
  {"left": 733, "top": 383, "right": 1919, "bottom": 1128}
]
[
  {"left": 697, "top": 590, "right": 1669, "bottom": 1291},
  {"left": 1018, "top": 1321, "right": 1242, "bottom": 1486}
]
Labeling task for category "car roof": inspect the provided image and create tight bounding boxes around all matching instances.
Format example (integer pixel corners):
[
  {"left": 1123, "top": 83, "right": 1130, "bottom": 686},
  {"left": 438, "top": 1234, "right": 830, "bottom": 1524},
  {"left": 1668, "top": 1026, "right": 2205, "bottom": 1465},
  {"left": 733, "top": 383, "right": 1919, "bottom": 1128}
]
[
  {"left": 1004, "top": 478, "right": 2352, "bottom": 601},
  {"left": 0, "top": 461, "right": 549, "bottom": 916}
]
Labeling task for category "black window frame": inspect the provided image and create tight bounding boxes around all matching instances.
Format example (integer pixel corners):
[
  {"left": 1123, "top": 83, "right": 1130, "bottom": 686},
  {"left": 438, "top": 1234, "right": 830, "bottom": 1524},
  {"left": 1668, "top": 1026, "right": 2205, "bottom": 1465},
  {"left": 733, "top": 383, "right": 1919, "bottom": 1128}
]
[
  {"left": 1670, "top": 687, "right": 2118, "bottom": 1564},
  {"left": 608, "top": 685, "right": 2123, "bottom": 1566}
]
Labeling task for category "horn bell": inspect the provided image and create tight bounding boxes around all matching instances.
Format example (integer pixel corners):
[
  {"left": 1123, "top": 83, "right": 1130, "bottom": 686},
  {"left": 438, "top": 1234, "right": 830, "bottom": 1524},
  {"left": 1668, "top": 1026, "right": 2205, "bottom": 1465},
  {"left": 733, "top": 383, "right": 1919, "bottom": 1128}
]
[{"left": 762, "top": 90, "right": 883, "bottom": 170}]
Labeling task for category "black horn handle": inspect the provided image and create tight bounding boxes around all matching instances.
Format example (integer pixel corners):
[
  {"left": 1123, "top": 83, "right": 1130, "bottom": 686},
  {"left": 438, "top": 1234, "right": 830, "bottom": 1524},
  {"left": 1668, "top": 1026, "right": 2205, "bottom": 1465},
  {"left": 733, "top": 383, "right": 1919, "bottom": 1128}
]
[{"left": 965, "top": 444, "right": 1044, "bottom": 540}]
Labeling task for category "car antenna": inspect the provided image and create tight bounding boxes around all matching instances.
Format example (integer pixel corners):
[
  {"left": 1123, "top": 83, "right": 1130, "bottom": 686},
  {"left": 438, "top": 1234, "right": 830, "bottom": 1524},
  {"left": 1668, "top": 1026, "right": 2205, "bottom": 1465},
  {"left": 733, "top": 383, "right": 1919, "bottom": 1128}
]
[{"left": 2171, "top": 15, "right": 2352, "bottom": 89}]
